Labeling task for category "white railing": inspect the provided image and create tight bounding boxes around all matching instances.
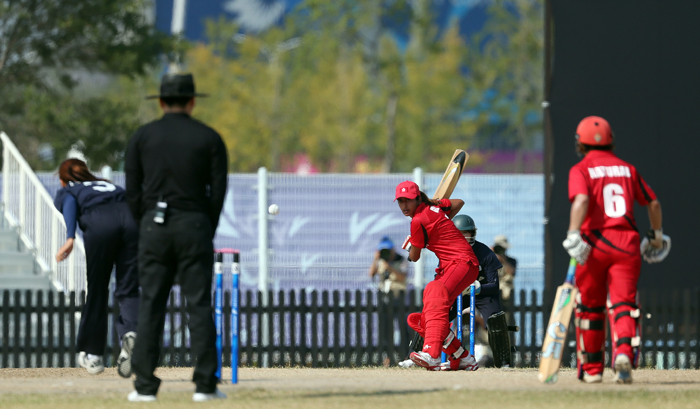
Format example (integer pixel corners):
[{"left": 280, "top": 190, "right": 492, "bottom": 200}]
[{"left": 1, "top": 132, "right": 86, "bottom": 293}]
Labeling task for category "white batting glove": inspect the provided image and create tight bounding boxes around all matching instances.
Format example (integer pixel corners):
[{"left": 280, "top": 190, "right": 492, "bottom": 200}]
[
  {"left": 563, "top": 230, "right": 591, "bottom": 265},
  {"left": 464, "top": 280, "right": 481, "bottom": 296},
  {"left": 647, "top": 229, "right": 664, "bottom": 249},
  {"left": 641, "top": 233, "right": 671, "bottom": 264}
]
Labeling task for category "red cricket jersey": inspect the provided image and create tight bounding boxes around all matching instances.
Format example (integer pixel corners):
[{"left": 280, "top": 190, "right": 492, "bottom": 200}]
[
  {"left": 569, "top": 150, "right": 656, "bottom": 232},
  {"left": 409, "top": 201, "right": 477, "bottom": 265}
]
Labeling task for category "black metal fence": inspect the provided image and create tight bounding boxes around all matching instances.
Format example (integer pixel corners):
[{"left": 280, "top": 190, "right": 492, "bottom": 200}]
[{"left": 1, "top": 288, "right": 698, "bottom": 369}]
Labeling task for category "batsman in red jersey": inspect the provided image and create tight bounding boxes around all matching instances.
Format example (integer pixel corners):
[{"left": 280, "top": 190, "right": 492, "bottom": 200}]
[
  {"left": 395, "top": 181, "right": 479, "bottom": 371},
  {"left": 563, "top": 116, "right": 670, "bottom": 384}
]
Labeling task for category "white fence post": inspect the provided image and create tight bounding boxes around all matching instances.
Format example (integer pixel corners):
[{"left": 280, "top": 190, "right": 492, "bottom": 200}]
[
  {"left": 257, "top": 166, "right": 270, "bottom": 367},
  {"left": 412, "top": 167, "right": 425, "bottom": 305},
  {"left": 257, "top": 166, "right": 269, "bottom": 295},
  {"left": 35, "top": 189, "right": 41, "bottom": 261},
  {"left": 2, "top": 138, "right": 8, "bottom": 217},
  {"left": 101, "top": 165, "right": 113, "bottom": 182},
  {"left": 51, "top": 217, "right": 59, "bottom": 284},
  {"left": 19, "top": 171, "right": 26, "bottom": 235}
]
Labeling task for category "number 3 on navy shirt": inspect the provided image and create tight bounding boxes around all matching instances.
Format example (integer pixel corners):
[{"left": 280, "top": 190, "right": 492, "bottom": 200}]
[
  {"left": 83, "top": 181, "right": 117, "bottom": 193},
  {"left": 603, "top": 183, "right": 626, "bottom": 218}
]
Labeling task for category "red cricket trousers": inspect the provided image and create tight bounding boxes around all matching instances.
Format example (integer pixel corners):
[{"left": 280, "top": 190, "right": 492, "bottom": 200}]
[
  {"left": 575, "top": 229, "right": 641, "bottom": 375},
  {"left": 410, "top": 259, "right": 478, "bottom": 359}
]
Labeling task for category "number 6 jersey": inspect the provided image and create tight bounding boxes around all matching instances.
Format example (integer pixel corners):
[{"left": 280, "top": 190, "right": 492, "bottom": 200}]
[{"left": 568, "top": 150, "right": 656, "bottom": 232}]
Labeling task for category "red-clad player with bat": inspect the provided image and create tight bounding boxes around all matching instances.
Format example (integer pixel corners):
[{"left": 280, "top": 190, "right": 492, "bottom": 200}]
[
  {"left": 563, "top": 116, "right": 670, "bottom": 384},
  {"left": 395, "top": 180, "right": 479, "bottom": 371}
]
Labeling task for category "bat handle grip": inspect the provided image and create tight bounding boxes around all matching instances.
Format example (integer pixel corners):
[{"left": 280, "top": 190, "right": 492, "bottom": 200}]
[
  {"left": 402, "top": 235, "right": 411, "bottom": 250},
  {"left": 565, "top": 258, "right": 577, "bottom": 284}
]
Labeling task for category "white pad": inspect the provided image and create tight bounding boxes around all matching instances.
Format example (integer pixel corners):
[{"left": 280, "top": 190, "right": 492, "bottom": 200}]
[
  {"left": 563, "top": 231, "right": 591, "bottom": 264},
  {"left": 640, "top": 234, "right": 671, "bottom": 264}
]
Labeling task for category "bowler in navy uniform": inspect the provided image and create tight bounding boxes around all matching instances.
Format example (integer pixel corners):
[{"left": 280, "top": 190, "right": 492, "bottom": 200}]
[
  {"left": 54, "top": 158, "right": 139, "bottom": 378},
  {"left": 125, "top": 73, "right": 228, "bottom": 403}
]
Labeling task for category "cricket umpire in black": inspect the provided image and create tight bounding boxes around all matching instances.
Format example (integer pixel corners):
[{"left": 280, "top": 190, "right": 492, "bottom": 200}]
[{"left": 124, "top": 73, "right": 228, "bottom": 402}]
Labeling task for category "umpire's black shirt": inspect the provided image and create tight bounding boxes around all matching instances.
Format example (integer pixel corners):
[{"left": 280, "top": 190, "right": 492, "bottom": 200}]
[{"left": 125, "top": 112, "right": 228, "bottom": 230}]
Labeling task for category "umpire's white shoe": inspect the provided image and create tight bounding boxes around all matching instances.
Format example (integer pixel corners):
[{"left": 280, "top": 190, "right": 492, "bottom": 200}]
[
  {"left": 78, "top": 352, "right": 105, "bottom": 375},
  {"left": 614, "top": 354, "right": 633, "bottom": 384},
  {"left": 127, "top": 390, "right": 157, "bottom": 402},
  {"left": 409, "top": 351, "right": 441, "bottom": 371},
  {"left": 193, "top": 389, "right": 227, "bottom": 402},
  {"left": 118, "top": 331, "right": 136, "bottom": 378}
]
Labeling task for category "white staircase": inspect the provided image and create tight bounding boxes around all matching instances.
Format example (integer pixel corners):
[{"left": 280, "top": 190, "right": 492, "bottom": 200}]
[
  {"left": 0, "top": 219, "right": 51, "bottom": 290},
  {"left": 1, "top": 132, "right": 86, "bottom": 294}
]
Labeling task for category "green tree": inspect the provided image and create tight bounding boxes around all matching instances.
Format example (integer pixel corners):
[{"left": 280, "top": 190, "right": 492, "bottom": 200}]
[
  {"left": 0, "top": 0, "right": 173, "bottom": 90},
  {"left": 1, "top": 74, "right": 159, "bottom": 170},
  {"left": 394, "top": 25, "right": 478, "bottom": 172},
  {"left": 154, "top": 0, "right": 541, "bottom": 174},
  {"left": 468, "top": 0, "right": 544, "bottom": 172},
  {"left": 0, "top": 0, "right": 175, "bottom": 170}
]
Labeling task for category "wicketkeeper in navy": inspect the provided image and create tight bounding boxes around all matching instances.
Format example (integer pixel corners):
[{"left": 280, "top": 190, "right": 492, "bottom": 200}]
[{"left": 54, "top": 158, "right": 139, "bottom": 377}]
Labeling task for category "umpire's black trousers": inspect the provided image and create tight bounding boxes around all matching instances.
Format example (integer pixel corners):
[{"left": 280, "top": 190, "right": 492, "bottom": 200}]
[{"left": 132, "top": 209, "right": 217, "bottom": 395}]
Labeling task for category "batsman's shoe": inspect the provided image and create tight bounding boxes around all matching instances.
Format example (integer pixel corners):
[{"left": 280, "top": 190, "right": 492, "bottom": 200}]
[
  {"left": 614, "top": 354, "right": 633, "bottom": 384},
  {"left": 118, "top": 331, "right": 136, "bottom": 378},
  {"left": 398, "top": 359, "right": 415, "bottom": 368},
  {"left": 127, "top": 390, "right": 157, "bottom": 402},
  {"left": 78, "top": 352, "right": 104, "bottom": 375},
  {"left": 193, "top": 389, "right": 227, "bottom": 402},
  {"left": 438, "top": 353, "right": 479, "bottom": 371},
  {"left": 582, "top": 372, "right": 603, "bottom": 383},
  {"left": 409, "top": 351, "right": 441, "bottom": 371}
]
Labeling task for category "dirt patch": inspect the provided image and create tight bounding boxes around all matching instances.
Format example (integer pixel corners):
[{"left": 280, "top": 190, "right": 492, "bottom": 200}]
[{"left": 0, "top": 366, "right": 698, "bottom": 395}]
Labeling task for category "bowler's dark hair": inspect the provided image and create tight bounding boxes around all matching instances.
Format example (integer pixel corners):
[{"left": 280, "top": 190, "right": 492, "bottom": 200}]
[{"left": 58, "top": 159, "right": 106, "bottom": 183}]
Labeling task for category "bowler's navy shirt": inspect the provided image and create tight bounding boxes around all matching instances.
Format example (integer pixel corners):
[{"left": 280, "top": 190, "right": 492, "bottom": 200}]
[{"left": 54, "top": 180, "right": 125, "bottom": 238}]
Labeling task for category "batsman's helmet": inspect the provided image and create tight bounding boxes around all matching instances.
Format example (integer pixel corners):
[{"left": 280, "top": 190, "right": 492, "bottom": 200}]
[
  {"left": 453, "top": 215, "right": 477, "bottom": 245},
  {"left": 576, "top": 116, "right": 613, "bottom": 146}
]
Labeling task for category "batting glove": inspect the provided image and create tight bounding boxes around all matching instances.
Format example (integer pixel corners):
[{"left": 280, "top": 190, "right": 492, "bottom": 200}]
[
  {"left": 464, "top": 280, "right": 481, "bottom": 296},
  {"left": 562, "top": 230, "right": 591, "bottom": 265},
  {"left": 641, "top": 233, "right": 671, "bottom": 264},
  {"left": 646, "top": 229, "right": 664, "bottom": 249}
]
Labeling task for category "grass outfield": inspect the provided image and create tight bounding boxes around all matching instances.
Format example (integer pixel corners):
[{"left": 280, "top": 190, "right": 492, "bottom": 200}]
[
  {"left": 3, "top": 389, "right": 700, "bottom": 409},
  {"left": 1, "top": 367, "right": 699, "bottom": 408}
]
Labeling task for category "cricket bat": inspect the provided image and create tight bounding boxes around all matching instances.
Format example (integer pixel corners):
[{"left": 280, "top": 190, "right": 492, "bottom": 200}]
[
  {"left": 538, "top": 258, "right": 578, "bottom": 384},
  {"left": 432, "top": 149, "right": 468, "bottom": 200}
]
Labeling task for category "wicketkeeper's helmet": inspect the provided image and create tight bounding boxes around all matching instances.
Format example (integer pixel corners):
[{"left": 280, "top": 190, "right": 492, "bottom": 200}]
[{"left": 453, "top": 214, "right": 477, "bottom": 245}]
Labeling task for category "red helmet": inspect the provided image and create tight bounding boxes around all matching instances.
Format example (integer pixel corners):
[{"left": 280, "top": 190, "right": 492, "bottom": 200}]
[{"left": 576, "top": 116, "right": 613, "bottom": 146}]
